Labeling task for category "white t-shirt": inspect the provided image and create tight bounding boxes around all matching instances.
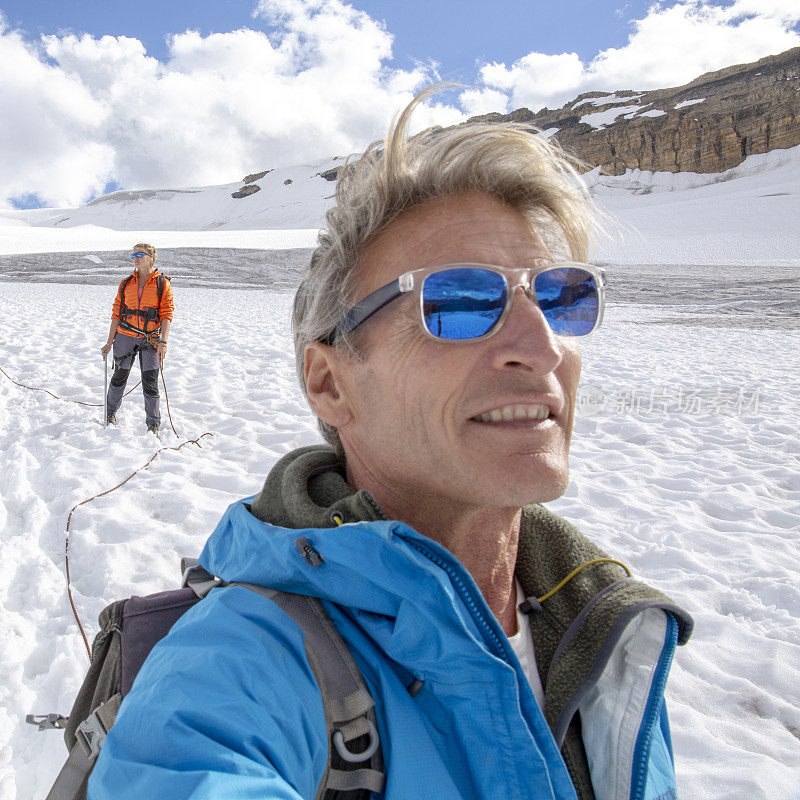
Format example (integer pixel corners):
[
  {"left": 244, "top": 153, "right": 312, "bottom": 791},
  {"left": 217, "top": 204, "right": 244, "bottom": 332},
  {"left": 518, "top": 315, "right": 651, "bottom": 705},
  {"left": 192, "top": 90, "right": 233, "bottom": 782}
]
[{"left": 507, "top": 579, "right": 546, "bottom": 707}]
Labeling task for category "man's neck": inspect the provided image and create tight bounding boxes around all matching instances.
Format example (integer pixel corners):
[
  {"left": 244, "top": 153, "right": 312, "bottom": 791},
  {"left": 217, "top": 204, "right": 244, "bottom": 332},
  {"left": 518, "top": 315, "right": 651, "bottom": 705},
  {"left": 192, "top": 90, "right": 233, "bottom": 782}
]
[
  {"left": 137, "top": 266, "right": 154, "bottom": 283},
  {"left": 347, "top": 462, "right": 521, "bottom": 635}
]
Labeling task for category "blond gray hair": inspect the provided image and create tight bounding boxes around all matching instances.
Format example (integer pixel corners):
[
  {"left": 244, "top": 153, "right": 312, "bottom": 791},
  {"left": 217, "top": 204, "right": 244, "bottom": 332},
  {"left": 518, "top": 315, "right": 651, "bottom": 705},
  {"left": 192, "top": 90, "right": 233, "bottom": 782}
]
[{"left": 293, "top": 88, "right": 600, "bottom": 454}]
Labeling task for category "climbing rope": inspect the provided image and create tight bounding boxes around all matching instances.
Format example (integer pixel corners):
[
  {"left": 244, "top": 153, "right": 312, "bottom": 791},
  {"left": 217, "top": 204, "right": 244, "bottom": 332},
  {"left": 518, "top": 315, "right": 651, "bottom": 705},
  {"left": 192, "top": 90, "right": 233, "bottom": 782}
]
[
  {"left": 66, "top": 433, "right": 214, "bottom": 660},
  {"left": 159, "top": 360, "right": 178, "bottom": 437},
  {"left": 0, "top": 365, "right": 140, "bottom": 406},
  {"left": 2, "top": 341, "right": 177, "bottom": 436},
  {"left": 3, "top": 350, "right": 210, "bottom": 658}
]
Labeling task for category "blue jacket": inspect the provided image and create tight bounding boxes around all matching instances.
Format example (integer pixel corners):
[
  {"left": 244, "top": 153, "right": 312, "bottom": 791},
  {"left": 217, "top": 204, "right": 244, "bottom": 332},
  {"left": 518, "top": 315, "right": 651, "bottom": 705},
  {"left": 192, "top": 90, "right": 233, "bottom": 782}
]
[{"left": 90, "top": 498, "right": 688, "bottom": 800}]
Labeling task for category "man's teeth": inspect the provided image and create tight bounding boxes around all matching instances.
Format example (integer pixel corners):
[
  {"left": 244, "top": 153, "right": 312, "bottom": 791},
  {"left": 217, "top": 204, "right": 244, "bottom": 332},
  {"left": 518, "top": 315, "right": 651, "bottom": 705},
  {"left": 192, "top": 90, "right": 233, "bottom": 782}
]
[{"left": 475, "top": 404, "right": 550, "bottom": 423}]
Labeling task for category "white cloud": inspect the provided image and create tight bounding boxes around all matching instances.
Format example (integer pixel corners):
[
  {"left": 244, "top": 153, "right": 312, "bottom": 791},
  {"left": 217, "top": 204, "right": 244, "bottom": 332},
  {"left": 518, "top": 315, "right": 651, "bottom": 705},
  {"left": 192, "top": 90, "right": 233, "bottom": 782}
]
[
  {"left": 459, "top": 88, "right": 511, "bottom": 118},
  {"left": 478, "top": 1, "right": 800, "bottom": 112},
  {"left": 0, "top": 1, "right": 797, "bottom": 209},
  {"left": 0, "top": 1, "right": 462, "bottom": 209},
  {"left": 0, "top": 19, "right": 115, "bottom": 207}
]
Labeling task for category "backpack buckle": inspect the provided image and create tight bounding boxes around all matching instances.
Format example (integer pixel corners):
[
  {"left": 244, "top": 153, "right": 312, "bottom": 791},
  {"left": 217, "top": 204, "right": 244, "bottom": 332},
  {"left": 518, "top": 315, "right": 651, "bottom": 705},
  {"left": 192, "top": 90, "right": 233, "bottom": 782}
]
[
  {"left": 180, "top": 558, "right": 214, "bottom": 588},
  {"left": 25, "top": 713, "right": 68, "bottom": 732},
  {"left": 180, "top": 558, "right": 223, "bottom": 598},
  {"left": 75, "top": 704, "right": 112, "bottom": 759},
  {"left": 332, "top": 717, "right": 380, "bottom": 763}
]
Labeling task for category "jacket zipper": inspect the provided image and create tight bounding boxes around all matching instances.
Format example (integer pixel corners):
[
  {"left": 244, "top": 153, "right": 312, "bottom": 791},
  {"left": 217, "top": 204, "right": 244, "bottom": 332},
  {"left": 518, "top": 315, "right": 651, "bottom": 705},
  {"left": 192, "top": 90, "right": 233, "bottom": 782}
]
[
  {"left": 401, "top": 529, "right": 679, "bottom": 800},
  {"left": 137, "top": 276, "right": 145, "bottom": 335},
  {"left": 400, "top": 533, "right": 581, "bottom": 800},
  {"left": 629, "top": 614, "right": 679, "bottom": 800},
  {"left": 399, "top": 535, "right": 512, "bottom": 662}
]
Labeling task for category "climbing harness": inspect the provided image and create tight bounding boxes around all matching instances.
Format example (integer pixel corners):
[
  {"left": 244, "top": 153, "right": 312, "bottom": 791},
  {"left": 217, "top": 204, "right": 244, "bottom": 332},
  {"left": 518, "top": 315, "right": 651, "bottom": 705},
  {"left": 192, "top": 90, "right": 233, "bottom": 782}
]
[{"left": 116, "top": 273, "right": 169, "bottom": 338}]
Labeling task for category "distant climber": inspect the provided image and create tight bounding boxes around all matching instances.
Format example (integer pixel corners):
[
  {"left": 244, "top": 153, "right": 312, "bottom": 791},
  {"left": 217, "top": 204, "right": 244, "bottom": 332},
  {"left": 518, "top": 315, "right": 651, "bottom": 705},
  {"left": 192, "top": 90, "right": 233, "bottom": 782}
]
[{"left": 100, "top": 244, "right": 173, "bottom": 433}]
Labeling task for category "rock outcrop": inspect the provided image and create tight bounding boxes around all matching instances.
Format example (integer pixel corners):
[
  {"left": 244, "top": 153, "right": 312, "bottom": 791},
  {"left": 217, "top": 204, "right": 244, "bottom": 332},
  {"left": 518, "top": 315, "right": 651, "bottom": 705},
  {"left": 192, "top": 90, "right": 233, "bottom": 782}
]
[
  {"left": 243, "top": 169, "right": 272, "bottom": 184},
  {"left": 231, "top": 184, "right": 261, "bottom": 199},
  {"left": 468, "top": 47, "right": 800, "bottom": 175}
]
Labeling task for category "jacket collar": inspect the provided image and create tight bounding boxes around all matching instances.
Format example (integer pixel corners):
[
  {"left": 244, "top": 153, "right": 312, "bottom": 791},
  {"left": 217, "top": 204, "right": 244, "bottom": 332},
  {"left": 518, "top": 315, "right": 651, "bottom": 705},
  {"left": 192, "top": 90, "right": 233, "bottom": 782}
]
[
  {"left": 131, "top": 267, "right": 159, "bottom": 284},
  {"left": 243, "top": 445, "right": 692, "bottom": 739}
]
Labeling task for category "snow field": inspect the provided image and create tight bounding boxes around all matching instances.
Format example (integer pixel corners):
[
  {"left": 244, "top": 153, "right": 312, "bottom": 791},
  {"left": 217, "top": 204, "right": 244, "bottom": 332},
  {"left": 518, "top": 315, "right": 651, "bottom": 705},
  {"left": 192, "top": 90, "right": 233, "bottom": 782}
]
[
  {"left": 0, "top": 218, "right": 320, "bottom": 256},
  {"left": 587, "top": 148, "right": 800, "bottom": 266},
  {"left": 0, "top": 284, "right": 799, "bottom": 799},
  {"left": 564, "top": 306, "right": 800, "bottom": 798}
]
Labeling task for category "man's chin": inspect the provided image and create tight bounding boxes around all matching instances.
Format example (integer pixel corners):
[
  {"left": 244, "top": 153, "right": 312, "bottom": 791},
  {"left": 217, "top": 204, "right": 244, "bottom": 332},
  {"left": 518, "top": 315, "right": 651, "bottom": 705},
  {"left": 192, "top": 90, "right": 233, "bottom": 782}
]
[{"left": 466, "top": 463, "right": 570, "bottom": 508}]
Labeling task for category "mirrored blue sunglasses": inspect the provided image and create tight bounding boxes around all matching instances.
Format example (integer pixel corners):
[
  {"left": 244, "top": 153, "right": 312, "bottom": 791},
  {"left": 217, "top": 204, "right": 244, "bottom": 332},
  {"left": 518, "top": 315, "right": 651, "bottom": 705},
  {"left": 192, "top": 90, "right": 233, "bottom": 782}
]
[
  {"left": 322, "top": 262, "right": 606, "bottom": 344},
  {"left": 130, "top": 251, "right": 146, "bottom": 260}
]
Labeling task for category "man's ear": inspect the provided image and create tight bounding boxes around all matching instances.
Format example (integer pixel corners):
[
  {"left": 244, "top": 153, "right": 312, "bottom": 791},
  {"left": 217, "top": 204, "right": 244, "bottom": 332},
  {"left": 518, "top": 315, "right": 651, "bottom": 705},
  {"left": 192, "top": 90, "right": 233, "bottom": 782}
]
[{"left": 304, "top": 342, "right": 354, "bottom": 429}]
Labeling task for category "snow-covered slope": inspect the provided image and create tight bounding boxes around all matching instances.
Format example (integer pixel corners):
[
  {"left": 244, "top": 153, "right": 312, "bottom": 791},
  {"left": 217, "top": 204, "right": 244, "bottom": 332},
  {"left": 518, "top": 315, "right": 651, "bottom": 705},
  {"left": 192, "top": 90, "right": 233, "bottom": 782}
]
[
  {"left": 586, "top": 147, "right": 800, "bottom": 266},
  {"left": 7, "top": 157, "right": 342, "bottom": 232},
  {"left": 1, "top": 146, "right": 799, "bottom": 266}
]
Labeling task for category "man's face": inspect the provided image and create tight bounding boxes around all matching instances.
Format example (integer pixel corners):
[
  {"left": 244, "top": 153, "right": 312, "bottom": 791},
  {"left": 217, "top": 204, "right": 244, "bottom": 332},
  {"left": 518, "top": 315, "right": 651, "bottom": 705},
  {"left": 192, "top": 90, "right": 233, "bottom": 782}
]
[{"left": 334, "top": 191, "right": 582, "bottom": 512}]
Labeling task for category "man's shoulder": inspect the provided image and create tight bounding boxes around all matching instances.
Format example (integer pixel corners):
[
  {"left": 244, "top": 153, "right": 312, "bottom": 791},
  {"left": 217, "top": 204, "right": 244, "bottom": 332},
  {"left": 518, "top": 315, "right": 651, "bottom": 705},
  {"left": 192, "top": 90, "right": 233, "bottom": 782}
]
[
  {"left": 518, "top": 503, "right": 692, "bottom": 642},
  {"left": 90, "top": 584, "right": 330, "bottom": 799},
  {"left": 133, "top": 583, "right": 328, "bottom": 712}
]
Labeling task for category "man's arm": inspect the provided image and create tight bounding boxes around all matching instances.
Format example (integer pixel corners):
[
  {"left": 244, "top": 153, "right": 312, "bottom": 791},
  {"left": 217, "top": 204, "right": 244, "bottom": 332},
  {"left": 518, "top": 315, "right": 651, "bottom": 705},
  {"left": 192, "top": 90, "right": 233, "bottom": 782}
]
[{"left": 88, "top": 587, "right": 329, "bottom": 799}]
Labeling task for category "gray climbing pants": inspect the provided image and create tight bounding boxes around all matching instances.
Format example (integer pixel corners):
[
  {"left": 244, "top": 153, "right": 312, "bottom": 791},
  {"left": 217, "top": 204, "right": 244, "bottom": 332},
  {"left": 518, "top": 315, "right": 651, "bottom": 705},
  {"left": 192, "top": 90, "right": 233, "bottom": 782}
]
[{"left": 106, "top": 334, "right": 160, "bottom": 427}]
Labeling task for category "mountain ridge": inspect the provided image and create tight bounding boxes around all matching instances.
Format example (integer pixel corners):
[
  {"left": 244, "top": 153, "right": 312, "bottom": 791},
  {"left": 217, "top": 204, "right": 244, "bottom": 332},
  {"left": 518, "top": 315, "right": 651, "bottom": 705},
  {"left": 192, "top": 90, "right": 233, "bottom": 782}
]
[{"left": 467, "top": 46, "right": 800, "bottom": 175}]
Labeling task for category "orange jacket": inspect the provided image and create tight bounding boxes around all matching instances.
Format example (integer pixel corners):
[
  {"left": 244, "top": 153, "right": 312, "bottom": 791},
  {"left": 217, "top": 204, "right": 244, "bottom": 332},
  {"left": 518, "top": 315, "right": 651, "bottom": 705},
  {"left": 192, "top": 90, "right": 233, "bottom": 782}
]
[{"left": 112, "top": 269, "right": 174, "bottom": 338}]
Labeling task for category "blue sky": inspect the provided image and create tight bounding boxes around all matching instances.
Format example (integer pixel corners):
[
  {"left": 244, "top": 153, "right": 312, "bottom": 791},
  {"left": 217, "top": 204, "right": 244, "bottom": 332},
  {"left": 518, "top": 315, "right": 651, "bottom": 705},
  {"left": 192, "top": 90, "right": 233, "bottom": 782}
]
[
  {"left": 1, "top": 0, "right": 798, "bottom": 209},
  {"left": 0, "top": 0, "right": 657, "bottom": 83}
]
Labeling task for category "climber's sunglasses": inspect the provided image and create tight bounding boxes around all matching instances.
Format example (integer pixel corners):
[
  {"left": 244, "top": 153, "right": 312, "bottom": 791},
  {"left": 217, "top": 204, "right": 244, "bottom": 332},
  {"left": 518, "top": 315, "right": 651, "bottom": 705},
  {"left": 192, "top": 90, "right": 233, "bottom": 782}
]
[
  {"left": 323, "top": 262, "right": 606, "bottom": 344},
  {"left": 130, "top": 251, "right": 148, "bottom": 259}
]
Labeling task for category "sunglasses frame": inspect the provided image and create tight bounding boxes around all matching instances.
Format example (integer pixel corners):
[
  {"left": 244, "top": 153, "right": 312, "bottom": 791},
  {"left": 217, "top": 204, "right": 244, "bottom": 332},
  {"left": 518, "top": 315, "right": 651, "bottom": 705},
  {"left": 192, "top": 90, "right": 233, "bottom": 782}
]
[
  {"left": 327, "top": 262, "right": 606, "bottom": 344},
  {"left": 130, "top": 251, "right": 148, "bottom": 260}
]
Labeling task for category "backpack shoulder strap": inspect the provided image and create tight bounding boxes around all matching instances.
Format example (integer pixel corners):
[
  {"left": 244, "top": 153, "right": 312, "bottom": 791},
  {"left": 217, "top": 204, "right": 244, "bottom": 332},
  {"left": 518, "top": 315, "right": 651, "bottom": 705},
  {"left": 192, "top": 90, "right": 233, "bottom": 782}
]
[
  {"left": 118, "top": 275, "right": 133, "bottom": 317},
  {"left": 235, "top": 584, "right": 384, "bottom": 800},
  {"left": 156, "top": 274, "right": 171, "bottom": 302},
  {"left": 44, "top": 694, "right": 122, "bottom": 800}
]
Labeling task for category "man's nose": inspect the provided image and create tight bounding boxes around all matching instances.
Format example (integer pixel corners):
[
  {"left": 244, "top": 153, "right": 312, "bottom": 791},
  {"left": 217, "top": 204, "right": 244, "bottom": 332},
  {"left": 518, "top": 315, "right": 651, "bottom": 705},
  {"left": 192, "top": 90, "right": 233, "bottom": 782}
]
[{"left": 486, "top": 285, "right": 563, "bottom": 373}]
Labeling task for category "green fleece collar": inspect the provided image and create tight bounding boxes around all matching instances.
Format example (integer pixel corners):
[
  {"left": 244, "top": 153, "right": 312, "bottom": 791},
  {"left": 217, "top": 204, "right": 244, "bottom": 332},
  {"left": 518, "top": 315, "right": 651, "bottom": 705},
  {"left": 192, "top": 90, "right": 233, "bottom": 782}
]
[{"left": 250, "top": 445, "right": 385, "bottom": 529}]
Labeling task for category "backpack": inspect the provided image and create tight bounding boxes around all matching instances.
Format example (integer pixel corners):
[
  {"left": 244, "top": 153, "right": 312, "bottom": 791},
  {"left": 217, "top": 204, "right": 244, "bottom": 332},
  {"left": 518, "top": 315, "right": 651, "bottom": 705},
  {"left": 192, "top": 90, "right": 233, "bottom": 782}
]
[{"left": 30, "top": 558, "right": 384, "bottom": 800}]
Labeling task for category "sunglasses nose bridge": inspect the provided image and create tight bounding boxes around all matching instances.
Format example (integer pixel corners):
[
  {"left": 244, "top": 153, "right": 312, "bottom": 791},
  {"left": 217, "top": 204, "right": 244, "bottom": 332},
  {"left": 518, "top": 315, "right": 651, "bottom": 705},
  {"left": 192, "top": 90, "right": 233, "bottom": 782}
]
[
  {"left": 508, "top": 271, "right": 537, "bottom": 305},
  {"left": 498, "top": 283, "right": 551, "bottom": 342}
]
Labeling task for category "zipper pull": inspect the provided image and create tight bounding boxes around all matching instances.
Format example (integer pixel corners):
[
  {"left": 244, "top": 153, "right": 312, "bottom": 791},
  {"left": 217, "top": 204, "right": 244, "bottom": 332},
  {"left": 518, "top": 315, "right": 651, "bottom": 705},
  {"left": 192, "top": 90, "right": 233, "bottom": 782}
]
[{"left": 295, "top": 536, "right": 325, "bottom": 567}]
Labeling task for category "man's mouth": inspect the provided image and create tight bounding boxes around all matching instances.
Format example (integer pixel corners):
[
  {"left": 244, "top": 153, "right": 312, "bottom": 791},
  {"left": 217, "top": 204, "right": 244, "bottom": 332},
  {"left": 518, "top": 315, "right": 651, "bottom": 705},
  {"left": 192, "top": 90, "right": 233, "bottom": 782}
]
[{"left": 471, "top": 403, "right": 552, "bottom": 423}]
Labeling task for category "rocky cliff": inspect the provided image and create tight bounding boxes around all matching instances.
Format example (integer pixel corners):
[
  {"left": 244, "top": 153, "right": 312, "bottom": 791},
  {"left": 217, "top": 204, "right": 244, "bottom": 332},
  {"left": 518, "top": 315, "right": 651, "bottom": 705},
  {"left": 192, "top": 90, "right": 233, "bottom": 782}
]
[{"left": 468, "top": 47, "right": 800, "bottom": 175}]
